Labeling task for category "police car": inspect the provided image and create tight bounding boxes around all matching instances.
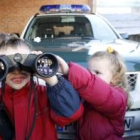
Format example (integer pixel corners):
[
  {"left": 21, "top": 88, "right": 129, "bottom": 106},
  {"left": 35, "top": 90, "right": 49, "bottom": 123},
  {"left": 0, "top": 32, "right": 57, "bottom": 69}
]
[{"left": 20, "top": 4, "right": 140, "bottom": 140}]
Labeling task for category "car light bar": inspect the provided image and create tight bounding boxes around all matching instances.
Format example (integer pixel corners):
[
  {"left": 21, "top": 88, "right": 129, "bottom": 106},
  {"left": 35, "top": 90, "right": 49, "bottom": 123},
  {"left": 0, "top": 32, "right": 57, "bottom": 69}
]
[{"left": 39, "top": 4, "right": 91, "bottom": 13}]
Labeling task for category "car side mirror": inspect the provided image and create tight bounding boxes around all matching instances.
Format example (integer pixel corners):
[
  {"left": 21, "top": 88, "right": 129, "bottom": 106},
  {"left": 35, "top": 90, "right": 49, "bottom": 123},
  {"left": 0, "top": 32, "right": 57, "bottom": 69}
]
[{"left": 120, "top": 33, "right": 129, "bottom": 40}]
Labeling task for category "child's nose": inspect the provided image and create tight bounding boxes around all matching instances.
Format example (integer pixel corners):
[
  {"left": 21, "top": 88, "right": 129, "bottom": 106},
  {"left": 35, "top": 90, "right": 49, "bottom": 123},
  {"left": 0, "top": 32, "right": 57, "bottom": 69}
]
[{"left": 12, "top": 68, "right": 22, "bottom": 74}]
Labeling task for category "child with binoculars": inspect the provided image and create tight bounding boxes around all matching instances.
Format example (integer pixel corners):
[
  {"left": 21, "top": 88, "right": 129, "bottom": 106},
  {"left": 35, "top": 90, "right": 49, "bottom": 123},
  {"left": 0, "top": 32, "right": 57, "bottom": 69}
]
[{"left": 0, "top": 34, "right": 84, "bottom": 140}]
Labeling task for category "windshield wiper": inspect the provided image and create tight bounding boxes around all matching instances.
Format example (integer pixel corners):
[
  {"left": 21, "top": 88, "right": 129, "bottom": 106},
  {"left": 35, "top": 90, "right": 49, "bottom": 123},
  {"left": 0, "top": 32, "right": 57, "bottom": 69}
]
[{"left": 81, "top": 36, "right": 96, "bottom": 39}]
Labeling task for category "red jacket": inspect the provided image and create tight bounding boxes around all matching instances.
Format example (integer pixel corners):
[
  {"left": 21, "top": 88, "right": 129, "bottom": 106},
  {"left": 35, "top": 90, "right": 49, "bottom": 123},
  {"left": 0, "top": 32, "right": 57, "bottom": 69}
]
[
  {"left": 68, "top": 62, "right": 127, "bottom": 140},
  {"left": 0, "top": 77, "right": 84, "bottom": 140}
]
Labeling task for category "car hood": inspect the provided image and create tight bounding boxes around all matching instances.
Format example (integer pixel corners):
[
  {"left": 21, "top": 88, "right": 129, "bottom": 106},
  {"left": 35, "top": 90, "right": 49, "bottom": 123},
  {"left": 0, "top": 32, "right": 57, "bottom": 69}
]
[
  {"left": 81, "top": 39, "right": 140, "bottom": 57},
  {"left": 30, "top": 38, "right": 140, "bottom": 69},
  {"left": 31, "top": 38, "right": 140, "bottom": 57}
]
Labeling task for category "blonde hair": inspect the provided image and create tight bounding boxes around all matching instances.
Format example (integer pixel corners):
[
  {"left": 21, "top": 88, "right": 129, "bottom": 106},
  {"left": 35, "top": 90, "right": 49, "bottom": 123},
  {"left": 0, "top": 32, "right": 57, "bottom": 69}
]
[{"left": 88, "top": 49, "right": 132, "bottom": 109}]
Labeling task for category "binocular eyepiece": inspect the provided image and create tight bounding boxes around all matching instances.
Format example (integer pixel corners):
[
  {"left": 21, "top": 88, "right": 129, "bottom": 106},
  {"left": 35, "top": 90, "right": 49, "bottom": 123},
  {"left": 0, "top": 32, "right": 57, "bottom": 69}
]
[{"left": 0, "top": 53, "right": 58, "bottom": 81}]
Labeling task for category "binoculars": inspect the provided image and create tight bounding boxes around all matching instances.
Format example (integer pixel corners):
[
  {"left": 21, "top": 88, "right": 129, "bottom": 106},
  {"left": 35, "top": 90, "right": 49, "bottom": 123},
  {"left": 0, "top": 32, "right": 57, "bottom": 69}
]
[{"left": 0, "top": 53, "right": 58, "bottom": 81}]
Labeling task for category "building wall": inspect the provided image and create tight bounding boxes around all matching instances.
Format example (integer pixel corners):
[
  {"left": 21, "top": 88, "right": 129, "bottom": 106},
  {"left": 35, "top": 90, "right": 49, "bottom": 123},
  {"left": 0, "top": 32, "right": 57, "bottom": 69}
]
[{"left": 0, "top": 0, "right": 89, "bottom": 34}]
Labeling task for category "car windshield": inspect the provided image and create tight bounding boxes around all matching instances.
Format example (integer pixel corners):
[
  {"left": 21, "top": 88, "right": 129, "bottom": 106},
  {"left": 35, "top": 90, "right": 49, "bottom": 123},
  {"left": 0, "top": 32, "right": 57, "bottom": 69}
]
[{"left": 24, "top": 15, "right": 119, "bottom": 41}]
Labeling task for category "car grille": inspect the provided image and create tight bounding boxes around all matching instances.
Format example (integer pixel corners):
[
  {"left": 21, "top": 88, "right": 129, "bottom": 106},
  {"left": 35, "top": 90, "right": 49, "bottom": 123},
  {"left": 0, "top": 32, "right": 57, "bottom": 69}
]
[{"left": 126, "top": 73, "right": 138, "bottom": 91}]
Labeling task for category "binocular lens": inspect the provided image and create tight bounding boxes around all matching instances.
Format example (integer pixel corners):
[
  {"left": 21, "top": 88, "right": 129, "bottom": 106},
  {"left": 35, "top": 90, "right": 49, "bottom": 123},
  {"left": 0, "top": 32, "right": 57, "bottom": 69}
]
[
  {"left": 0, "top": 62, "right": 5, "bottom": 77},
  {"left": 0, "top": 62, "right": 5, "bottom": 71},
  {"left": 35, "top": 54, "right": 58, "bottom": 77}
]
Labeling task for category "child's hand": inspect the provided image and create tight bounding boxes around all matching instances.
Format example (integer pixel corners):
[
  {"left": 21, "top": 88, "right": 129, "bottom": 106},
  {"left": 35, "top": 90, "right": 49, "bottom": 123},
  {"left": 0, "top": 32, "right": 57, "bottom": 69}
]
[
  {"left": 55, "top": 55, "right": 69, "bottom": 75},
  {"left": 43, "top": 75, "right": 58, "bottom": 86}
]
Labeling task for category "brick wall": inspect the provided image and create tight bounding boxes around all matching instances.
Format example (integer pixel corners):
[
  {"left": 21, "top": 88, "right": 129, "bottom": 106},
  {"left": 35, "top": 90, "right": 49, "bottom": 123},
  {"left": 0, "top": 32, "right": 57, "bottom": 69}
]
[{"left": 0, "top": 0, "right": 89, "bottom": 34}]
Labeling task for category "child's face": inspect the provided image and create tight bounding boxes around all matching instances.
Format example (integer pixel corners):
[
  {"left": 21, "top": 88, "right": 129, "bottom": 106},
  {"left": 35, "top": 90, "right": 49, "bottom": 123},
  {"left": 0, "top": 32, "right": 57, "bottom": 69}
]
[
  {"left": 88, "top": 57, "right": 113, "bottom": 84},
  {"left": 6, "top": 69, "right": 30, "bottom": 90},
  {"left": 0, "top": 46, "right": 31, "bottom": 90}
]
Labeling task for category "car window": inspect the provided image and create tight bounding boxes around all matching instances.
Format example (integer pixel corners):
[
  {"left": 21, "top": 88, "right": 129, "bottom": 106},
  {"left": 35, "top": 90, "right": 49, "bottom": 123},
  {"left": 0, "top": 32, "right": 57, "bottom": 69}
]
[
  {"left": 24, "top": 15, "right": 93, "bottom": 41},
  {"left": 24, "top": 14, "right": 120, "bottom": 41}
]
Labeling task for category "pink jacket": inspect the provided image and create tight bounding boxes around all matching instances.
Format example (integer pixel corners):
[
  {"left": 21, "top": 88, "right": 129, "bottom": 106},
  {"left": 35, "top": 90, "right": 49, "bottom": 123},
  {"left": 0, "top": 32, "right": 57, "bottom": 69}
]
[{"left": 68, "top": 62, "right": 127, "bottom": 140}]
